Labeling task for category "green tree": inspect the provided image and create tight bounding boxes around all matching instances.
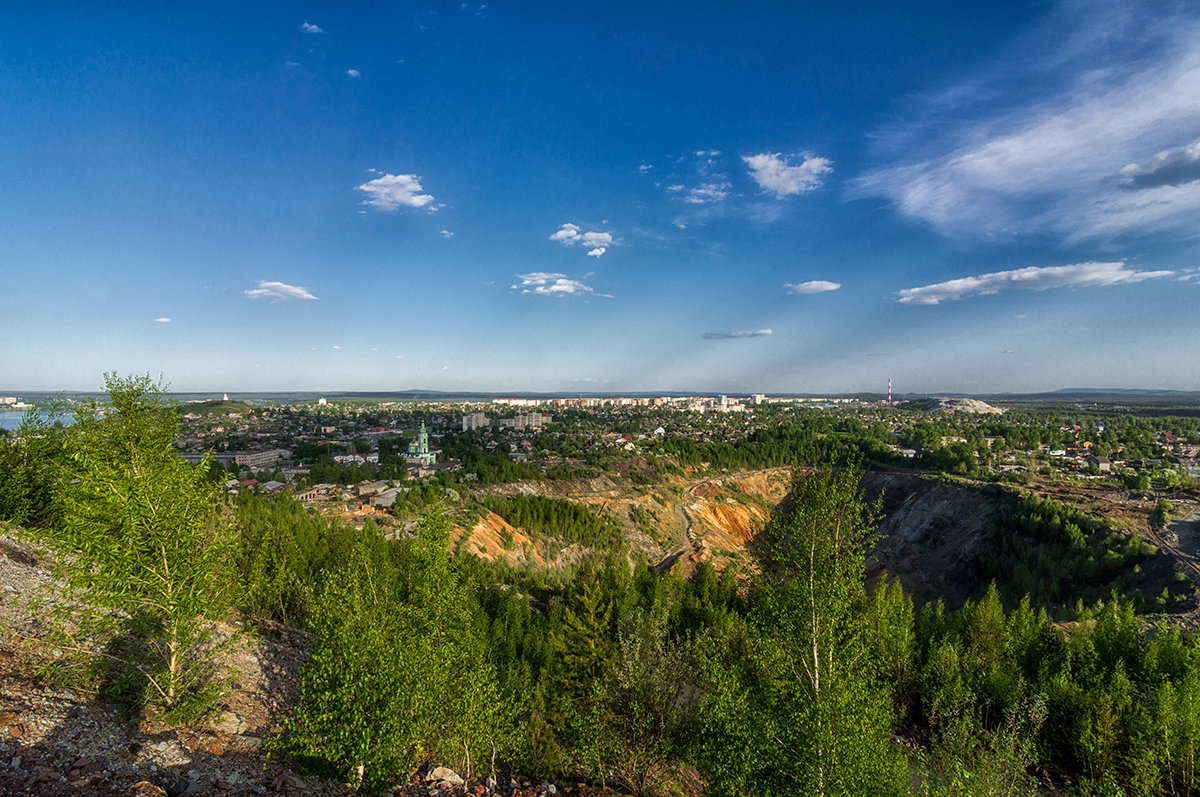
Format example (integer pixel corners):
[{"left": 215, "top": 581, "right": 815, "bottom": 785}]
[
  {"left": 39, "top": 374, "right": 236, "bottom": 715},
  {"left": 700, "top": 462, "right": 906, "bottom": 796},
  {"left": 545, "top": 564, "right": 616, "bottom": 780},
  {"left": 273, "top": 506, "right": 507, "bottom": 789},
  {"left": 0, "top": 410, "right": 64, "bottom": 528},
  {"left": 600, "top": 607, "right": 699, "bottom": 796}
]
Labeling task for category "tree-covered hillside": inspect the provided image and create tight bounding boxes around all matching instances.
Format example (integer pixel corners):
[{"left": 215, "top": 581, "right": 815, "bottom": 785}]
[{"left": 5, "top": 377, "right": 1200, "bottom": 795}]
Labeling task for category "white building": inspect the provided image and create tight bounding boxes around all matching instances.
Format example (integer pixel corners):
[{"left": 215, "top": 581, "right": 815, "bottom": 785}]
[
  {"left": 234, "top": 449, "right": 291, "bottom": 469},
  {"left": 462, "top": 412, "right": 491, "bottom": 431}
]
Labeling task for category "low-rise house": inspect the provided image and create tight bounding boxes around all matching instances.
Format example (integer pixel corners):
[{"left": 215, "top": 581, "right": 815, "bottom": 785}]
[{"left": 370, "top": 487, "right": 402, "bottom": 509}]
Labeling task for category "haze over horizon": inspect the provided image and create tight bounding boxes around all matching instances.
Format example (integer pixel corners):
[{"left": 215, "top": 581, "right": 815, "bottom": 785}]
[{"left": 3, "top": 1, "right": 1199, "bottom": 396}]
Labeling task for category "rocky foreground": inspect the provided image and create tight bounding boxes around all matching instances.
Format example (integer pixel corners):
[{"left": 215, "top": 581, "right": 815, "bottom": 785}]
[{"left": 0, "top": 530, "right": 618, "bottom": 797}]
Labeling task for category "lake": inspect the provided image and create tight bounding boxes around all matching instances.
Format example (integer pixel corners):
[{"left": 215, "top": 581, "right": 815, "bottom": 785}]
[{"left": 0, "top": 410, "right": 59, "bottom": 431}]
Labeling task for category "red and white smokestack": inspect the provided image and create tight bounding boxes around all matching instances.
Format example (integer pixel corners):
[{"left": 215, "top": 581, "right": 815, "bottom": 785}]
[{"left": 888, "top": 378, "right": 892, "bottom": 406}]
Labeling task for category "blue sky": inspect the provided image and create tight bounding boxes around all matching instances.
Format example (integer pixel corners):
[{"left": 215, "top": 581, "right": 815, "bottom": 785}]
[{"left": 3, "top": 1, "right": 1199, "bottom": 395}]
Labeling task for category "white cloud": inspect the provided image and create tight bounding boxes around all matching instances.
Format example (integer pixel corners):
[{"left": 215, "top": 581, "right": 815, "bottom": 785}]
[
  {"left": 582, "top": 230, "right": 612, "bottom": 248},
  {"left": 685, "top": 181, "right": 731, "bottom": 204},
  {"left": 301, "top": 22, "right": 323, "bottom": 33},
  {"left": 855, "top": 2, "right": 1200, "bottom": 240},
  {"left": 785, "top": 280, "right": 842, "bottom": 294},
  {"left": 244, "top": 281, "right": 320, "bottom": 302},
  {"left": 550, "top": 222, "right": 581, "bottom": 243},
  {"left": 357, "top": 172, "right": 435, "bottom": 211},
  {"left": 638, "top": 164, "right": 653, "bottom": 173},
  {"left": 153, "top": 317, "right": 172, "bottom": 323},
  {"left": 744, "top": 153, "right": 833, "bottom": 197},
  {"left": 440, "top": 229, "right": 454, "bottom": 238},
  {"left": 511, "top": 272, "right": 610, "bottom": 298},
  {"left": 549, "top": 223, "right": 614, "bottom": 256},
  {"left": 897, "top": 261, "right": 1173, "bottom": 305},
  {"left": 702, "top": 329, "right": 773, "bottom": 339},
  {"left": 346, "top": 69, "right": 361, "bottom": 78},
  {"left": 331, "top": 345, "right": 341, "bottom": 350}
]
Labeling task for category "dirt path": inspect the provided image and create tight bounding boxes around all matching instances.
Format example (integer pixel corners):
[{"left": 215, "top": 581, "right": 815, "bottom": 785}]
[
  {"left": 1155, "top": 510, "right": 1200, "bottom": 584},
  {"left": 654, "top": 479, "right": 709, "bottom": 573}
]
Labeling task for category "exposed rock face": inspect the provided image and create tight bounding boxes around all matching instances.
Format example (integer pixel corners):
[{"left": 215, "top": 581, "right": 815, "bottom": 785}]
[
  {"left": 454, "top": 511, "right": 545, "bottom": 567},
  {"left": 861, "top": 472, "right": 1013, "bottom": 609}
]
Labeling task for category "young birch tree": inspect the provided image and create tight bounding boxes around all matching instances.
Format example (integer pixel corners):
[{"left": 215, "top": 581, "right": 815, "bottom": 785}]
[{"left": 701, "top": 462, "right": 905, "bottom": 796}]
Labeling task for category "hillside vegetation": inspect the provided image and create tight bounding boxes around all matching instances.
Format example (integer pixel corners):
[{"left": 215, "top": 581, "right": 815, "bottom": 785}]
[{"left": 5, "top": 377, "right": 1200, "bottom": 796}]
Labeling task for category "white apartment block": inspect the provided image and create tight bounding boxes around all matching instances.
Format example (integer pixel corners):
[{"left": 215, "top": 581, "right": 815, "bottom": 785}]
[
  {"left": 462, "top": 412, "right": 491, "bottom": 431},
  {"left": 234, "top": 449, "right": 291, "bottom": 468}
]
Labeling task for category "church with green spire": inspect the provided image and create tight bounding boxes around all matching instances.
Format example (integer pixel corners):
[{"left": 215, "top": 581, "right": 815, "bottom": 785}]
[{"left": 406, "top": 420, "right": 436, "bottom": 466}]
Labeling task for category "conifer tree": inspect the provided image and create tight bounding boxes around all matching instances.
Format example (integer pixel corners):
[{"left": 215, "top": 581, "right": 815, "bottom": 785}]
[{"left": 40, "top": 374, "right": 236, "bottom": 715}]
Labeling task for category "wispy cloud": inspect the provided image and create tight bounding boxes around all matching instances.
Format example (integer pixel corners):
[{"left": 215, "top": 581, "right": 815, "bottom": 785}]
[
  {"left": 702, "top": 329, "right": 773, "bottom": 339},
  {"left": 345, "top": 69, "right": 361, "bottom": 78},
  {"left": 785, "top": 280, "right": 841, "bottom": 294},
  {"left": 440, "top": 229, "right": 455, "bottom": 238},
  {"left": 744, "top": 153, "right": 832, "bottom": 197},
  {"left": 549, "top": 223, "right": 614, "bottom": 256},
  {"left": 300, "top": 22, "right": 323, "bottom": 33},
  {"left": 153, "top": 317, "right": 172, "bottom": 323},
  {"left": 357, "top": 171, "right": 435, "bottom": 211},
  {"left": 655, "top": 151, "right": 734, "bottom": 208},
  {"left": 855, "top": 1, "right": 1200, "bottom": 241},
  {"left": 685, "top": 181, "right": 731, "bottom": 204},
  {"left": 244, "top": 281, "right": 320, "bottom": 302},
  {"left": 511, "top": 272, "right": 610, "bottom": 298},
  {"left": 897, "top": 261, "right": 1173, "bottom": 305}
]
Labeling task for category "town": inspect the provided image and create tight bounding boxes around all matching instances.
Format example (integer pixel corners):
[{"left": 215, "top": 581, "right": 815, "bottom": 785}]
[{"left": 126, "top": 392, "right": 1200, "bottom": 533}]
